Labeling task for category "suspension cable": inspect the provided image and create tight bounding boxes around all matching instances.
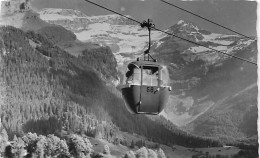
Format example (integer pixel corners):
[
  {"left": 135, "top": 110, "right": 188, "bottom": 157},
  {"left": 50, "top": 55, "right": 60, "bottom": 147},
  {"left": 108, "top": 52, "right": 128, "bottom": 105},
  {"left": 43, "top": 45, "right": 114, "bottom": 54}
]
[{"left": 159, "top": 0, "right": 256, "bottom": 40}]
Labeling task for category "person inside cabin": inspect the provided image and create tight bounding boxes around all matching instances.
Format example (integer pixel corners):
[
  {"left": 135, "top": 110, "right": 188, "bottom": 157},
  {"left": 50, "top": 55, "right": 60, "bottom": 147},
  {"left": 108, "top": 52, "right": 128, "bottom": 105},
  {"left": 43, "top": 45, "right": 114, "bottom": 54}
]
[
  {"left": 125, "top": 66, "right": 160, "bottom": 86},
  {"left": 143, "top": 67, "right": 159, "bottom": 86},
  {"left": 126, "top": 67, "right": 141, "bottom": 85},
  {"left": 126, "top": 70, "right": 133, "bottom": 85},
  {"left": 142, "top": 69, "right": 151, "bottom": 86},
  {"left": 151, "top": 68, "right": 159, "bottom": 86}
]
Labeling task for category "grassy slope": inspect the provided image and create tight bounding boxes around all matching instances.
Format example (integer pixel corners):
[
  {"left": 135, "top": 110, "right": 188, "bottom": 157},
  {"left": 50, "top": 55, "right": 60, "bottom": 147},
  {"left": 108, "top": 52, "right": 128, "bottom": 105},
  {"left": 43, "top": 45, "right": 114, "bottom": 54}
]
[{"left": 89, "top": 132, "right": 241, "bottom": 158}]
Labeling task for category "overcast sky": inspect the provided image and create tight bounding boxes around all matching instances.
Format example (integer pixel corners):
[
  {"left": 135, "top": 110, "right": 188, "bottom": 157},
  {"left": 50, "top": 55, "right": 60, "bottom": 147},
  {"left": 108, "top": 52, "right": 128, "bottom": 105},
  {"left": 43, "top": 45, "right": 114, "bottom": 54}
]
[{"left": 31, "top": 0, "right": 257, "bottom": 37}]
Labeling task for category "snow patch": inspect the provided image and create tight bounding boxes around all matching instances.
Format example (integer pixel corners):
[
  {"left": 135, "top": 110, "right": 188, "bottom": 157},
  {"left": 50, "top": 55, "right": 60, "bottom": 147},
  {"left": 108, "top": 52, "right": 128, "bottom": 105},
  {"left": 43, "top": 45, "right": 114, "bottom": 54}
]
[
  {"left": 75, "top": 23, "right": 112, "bottom": 41},
  {"left": 39, "top": 13, "right": 77, "bottom": 21},
  {"left": 89, "top": 14, "right": 123, "bottom": 20},
  {"left": 201, "top": 33, "right": 240, "bottom": 45},
  {"left": 211, "top": 40, "right": 233, "bottom": 45},
  {"left": 213, "top": 45, "right": 228, "bottom": 51},
  {"left": 188, "top": 46, "right": 211, "bottom": 53},
  {"left": 156, "top": 40, "right": 164, "bottom": 48},
  {"left": 177, "top": 20, "right": 184, "bottom": 25},
  {"left": 39, "top": 8, "right": 87, "bottom": 17},
  {"left": 202, "top": 33, "right": 222, "bottom": 41}
]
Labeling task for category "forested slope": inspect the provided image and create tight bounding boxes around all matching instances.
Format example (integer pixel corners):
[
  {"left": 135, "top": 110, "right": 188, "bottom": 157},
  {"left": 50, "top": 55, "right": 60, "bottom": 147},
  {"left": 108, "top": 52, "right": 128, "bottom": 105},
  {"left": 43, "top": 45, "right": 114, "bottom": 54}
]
[{"left": 0, "top": 26, "right": 221, "bottom": 148}]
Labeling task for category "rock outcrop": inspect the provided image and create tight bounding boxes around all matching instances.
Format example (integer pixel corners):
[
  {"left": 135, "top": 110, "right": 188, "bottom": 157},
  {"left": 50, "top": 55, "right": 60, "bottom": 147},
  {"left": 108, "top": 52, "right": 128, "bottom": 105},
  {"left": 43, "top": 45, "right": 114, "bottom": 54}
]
[{"left": 1, "top": 0, "right": 31, "bottom": 15}]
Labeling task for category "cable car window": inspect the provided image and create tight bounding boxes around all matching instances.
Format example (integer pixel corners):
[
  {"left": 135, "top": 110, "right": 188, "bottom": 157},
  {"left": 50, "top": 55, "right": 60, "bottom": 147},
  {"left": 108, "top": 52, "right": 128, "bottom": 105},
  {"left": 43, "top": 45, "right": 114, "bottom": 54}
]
[
  {"left": 142, "top": 66, "right": 159, "bottom": 86},
  {"left": 126, "top": 68, "right": 141, "bottom": 85},
  {"left": 160, "top": 66, "right": 169, "bottom": 87}
]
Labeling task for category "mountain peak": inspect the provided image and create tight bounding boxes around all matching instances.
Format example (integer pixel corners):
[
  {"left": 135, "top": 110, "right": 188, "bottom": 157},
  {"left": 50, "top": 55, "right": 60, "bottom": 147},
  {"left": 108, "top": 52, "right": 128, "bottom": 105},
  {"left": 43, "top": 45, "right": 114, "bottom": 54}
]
[
  {"left": 176, "top": 19, "right": 199, "bottom": 30},
  {"left": 177, "top": 20, "right": 185, "bottom": 25},
  {"left": 167, "top": 20, "right": 201, "bottom": 39}
]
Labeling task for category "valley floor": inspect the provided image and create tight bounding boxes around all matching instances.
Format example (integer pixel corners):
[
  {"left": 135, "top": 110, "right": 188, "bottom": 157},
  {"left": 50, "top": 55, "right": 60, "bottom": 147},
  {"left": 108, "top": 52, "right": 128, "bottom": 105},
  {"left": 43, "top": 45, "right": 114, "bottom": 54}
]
[{"left": 89, "top": 132, "right": 242, "bottom": 158}]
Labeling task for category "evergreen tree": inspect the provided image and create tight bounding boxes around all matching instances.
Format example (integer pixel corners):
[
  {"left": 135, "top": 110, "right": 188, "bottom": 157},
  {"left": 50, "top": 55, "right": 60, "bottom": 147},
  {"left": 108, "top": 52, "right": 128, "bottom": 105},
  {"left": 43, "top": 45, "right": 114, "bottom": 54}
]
[
  {"left": 35, "top": 135, "right": 46, "bottom": 158},
  {"left": 12, "top": 137, "right": 26, "bottom": 158},
  {"left": 4, "top": 145, "right": 14, "bottom": 158},
  {"left": 0, "top": 124, "right": 8, "bottom": 155},
  {"left": 130, "top": 140, "right": 135, "bottom": 149},
  {"left": 21, "top": 132, "right": 38, "bottom": 156}
]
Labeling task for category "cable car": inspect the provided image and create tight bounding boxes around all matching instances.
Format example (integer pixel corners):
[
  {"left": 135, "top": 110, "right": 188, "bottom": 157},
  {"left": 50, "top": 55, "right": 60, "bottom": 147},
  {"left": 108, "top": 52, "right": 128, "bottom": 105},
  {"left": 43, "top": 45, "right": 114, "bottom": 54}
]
[
  {"left": 121, "top": 19, "right": 172, "bottom": 115},
  {"left": 122, "top": 60, "right": 171, "bottom": 114}
]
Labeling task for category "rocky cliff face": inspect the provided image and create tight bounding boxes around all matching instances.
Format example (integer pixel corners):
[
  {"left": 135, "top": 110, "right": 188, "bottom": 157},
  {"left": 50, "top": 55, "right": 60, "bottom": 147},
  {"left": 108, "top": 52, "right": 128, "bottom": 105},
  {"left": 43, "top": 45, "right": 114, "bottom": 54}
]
[
  {"left": 1, "top": 0, "right": 31, "bottom": 15},
  {"left": 0, "top": 0, "right": 33, "bottom": 28}
]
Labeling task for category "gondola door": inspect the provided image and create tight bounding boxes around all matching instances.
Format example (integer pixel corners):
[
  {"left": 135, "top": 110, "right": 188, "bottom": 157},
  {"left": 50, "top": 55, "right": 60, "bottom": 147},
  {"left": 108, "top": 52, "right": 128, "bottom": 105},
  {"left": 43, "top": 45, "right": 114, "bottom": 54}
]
[{"left": 138, "top": 66, "right": 160, "bottom": 113}]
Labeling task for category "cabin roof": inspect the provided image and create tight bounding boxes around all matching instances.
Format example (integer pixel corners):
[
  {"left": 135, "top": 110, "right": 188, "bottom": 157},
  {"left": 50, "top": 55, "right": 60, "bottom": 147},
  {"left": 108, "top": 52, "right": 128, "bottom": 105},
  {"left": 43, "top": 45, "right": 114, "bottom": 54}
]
[{"left": 128, "top": 60, "right": 164, "bottom": 70}]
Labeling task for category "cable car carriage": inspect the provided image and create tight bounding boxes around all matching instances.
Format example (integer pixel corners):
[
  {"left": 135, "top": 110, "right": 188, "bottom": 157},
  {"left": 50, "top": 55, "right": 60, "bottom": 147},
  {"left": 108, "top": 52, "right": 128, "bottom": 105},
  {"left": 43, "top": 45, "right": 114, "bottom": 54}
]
[{"left": 122, "top": 60, "right": 171, "bottom": 114}]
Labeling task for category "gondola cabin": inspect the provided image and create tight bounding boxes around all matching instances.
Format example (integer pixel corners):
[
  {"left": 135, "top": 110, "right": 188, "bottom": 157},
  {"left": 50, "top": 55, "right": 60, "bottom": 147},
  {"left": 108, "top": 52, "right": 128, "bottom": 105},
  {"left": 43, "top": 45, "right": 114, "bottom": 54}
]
[{"left": 122, "top": 60, "right": 171, "bottom": 114}]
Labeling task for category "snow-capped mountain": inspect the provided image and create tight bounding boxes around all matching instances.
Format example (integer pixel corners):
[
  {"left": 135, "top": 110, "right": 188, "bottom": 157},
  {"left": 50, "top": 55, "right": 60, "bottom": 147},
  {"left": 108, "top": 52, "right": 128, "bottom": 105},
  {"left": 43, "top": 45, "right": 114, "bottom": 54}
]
[
  {"left": 153, "top": 20, "right": 255, "bottom": 65},
  {"left": 37, "top": 8, "right": 257, "bottom": 141},
  {"left": 38, "top": 8, "right": 255, "bottom": 67},
  {"left": 151, "top": 19, "right": 256, "bottom": 128}
]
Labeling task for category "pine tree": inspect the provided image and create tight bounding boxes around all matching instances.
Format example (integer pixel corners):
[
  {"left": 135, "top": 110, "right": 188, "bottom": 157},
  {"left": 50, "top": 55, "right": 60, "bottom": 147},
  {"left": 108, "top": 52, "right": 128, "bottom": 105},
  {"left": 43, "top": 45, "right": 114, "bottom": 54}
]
[
  {"left": 4, "top": 145, "right": 14, "bottom": 158},
  {"left": 12, "top": 137, "right": 26, "bottom": 158},
  {"left": 130, "top": 140, "right": 135, "bottom": 149},
  {"left": 0, "top": 123, "right": 8, "bottom": 155},
  {"left": 35, "top": 135, "right": 46, "bottom": 158}
]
